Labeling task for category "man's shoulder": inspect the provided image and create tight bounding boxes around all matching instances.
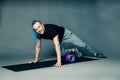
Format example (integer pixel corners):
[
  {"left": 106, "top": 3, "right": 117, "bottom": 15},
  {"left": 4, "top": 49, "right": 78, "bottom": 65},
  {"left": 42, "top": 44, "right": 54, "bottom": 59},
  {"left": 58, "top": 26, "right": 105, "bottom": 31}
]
[{"left": 44, "top": 24, "right": 59, "bottom": 27}]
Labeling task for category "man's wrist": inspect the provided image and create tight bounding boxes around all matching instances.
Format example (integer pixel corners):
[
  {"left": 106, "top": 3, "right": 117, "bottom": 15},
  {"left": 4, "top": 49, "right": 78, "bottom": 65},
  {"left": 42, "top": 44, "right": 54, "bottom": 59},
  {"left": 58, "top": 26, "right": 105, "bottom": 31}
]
[
  {"left": 35, "top": 58, "right": 38, "bottom": 61},
  {"left": 57, "top": 59, "right": 61, "bottom": 63}
]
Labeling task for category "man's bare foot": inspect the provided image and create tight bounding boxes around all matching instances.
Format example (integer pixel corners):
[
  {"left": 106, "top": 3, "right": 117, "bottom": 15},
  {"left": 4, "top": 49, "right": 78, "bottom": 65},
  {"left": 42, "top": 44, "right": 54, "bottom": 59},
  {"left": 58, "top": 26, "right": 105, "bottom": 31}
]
[
  {"left": 72, "top": 48, "right": 82, "bottom": 58},
  {"left": 93, "top": 52, "right": 106, "bottom": 58},
  {"left": 93, "top": 52, "right": 97, "bottom": 56},
  {"left": 71, "top": 48, "right": 75, "bottom": 52}
]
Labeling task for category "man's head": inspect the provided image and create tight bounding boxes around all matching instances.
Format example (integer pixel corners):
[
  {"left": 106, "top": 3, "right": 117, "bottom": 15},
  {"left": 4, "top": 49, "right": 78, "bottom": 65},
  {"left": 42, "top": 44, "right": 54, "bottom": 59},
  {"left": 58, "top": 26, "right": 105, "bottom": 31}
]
[{"left": 32, "top": 20, "right": 45, "bottom": 35}]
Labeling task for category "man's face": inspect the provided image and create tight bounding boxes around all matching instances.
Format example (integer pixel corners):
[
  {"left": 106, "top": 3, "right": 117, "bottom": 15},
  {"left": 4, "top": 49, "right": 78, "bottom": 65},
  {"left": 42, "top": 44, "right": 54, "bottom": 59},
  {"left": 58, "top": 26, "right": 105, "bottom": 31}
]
[{"left": 32, "top": 22, "right": 45, "bottom": 35}]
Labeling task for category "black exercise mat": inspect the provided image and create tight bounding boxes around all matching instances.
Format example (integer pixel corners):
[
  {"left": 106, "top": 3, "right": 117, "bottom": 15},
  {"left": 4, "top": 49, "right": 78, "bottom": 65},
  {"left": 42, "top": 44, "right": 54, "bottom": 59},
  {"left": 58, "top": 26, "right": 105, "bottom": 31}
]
[{"left": 2, "top": 57, "right": 98, "bottom": 72}]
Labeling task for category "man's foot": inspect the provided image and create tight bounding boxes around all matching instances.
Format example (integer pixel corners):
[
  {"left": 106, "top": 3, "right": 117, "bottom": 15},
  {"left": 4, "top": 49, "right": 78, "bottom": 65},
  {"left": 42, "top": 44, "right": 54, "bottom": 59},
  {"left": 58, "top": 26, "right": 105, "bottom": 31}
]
[
  {"left": 72, "top": 48, "right": 82, "bottom": 58},
  {"left": 94, "top": 52, "right": 106, "bottom": 58}
]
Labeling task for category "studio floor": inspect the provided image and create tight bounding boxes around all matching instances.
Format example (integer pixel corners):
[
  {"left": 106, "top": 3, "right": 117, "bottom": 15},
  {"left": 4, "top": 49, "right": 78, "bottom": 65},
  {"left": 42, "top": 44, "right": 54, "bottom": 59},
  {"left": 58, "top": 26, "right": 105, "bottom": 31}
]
[{"left": 0, "top": 57, "right": 120, "bottom": 80}]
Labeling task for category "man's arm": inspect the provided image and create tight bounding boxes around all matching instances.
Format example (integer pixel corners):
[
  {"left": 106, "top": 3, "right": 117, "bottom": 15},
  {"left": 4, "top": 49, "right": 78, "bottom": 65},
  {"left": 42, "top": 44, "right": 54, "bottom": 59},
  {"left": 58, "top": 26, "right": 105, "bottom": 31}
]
[
  {"left": 35, "top": 39, "right": 42, "bottom": 61},
  {"left": 29, "top": 39, "right": 42, "bottom": 64},
  {"left": 53, "top": 35, "right": 62, "bottom": 68}
]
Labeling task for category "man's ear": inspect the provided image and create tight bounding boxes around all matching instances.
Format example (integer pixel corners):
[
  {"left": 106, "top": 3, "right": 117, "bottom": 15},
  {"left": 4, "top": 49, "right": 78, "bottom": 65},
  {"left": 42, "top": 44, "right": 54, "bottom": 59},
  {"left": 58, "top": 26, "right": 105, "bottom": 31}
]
[{"left": 41, "top": 23, "right": 44, "bottom": 26}]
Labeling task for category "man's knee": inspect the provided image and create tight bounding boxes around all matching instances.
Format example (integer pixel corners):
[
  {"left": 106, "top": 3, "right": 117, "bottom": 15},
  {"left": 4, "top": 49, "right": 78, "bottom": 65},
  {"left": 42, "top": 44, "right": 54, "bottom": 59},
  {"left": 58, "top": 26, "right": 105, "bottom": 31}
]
[{"left": 79, "top": 42, "right": 86, "bottom": 48}]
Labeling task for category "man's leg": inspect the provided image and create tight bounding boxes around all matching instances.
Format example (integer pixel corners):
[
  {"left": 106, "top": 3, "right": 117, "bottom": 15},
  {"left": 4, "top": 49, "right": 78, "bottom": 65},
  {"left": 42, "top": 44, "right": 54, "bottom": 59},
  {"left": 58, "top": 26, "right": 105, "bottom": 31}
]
[
  {"left": 60, "top": 43, "right": 73, "bottom": 56},
  {"left": 61, "top": 28, "right": 97, "bottom": 57},
  {"left": 61, "top": 28, "right": 105, "bottom": 58},
  {"left": 60, "top": 45, "right": 82, "bottom": 59}
]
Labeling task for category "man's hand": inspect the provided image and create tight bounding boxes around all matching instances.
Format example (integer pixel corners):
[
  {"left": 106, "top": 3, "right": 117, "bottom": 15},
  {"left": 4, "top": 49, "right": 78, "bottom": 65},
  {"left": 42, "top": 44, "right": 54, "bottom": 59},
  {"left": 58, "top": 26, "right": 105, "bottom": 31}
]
[
  {"left": 54, "top": 61, "right": 62, "bottom": 68},
  {"left": 28, "top": 59, "right": 38, "bottom": 64}
]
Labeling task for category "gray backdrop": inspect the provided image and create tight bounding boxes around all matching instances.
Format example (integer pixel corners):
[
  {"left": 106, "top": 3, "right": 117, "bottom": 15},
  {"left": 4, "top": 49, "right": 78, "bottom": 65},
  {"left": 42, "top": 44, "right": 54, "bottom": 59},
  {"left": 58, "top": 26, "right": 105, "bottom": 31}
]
[{"left": 0, "top": 0, "right": 120, "bottom": 63}]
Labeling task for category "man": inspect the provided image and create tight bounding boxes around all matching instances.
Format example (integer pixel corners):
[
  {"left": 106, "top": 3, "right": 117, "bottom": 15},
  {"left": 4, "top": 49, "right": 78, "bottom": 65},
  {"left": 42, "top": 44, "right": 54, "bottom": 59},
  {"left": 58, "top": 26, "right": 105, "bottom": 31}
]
[{"left": 29, "top": 20, "right": 105, "bottom": 68}]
